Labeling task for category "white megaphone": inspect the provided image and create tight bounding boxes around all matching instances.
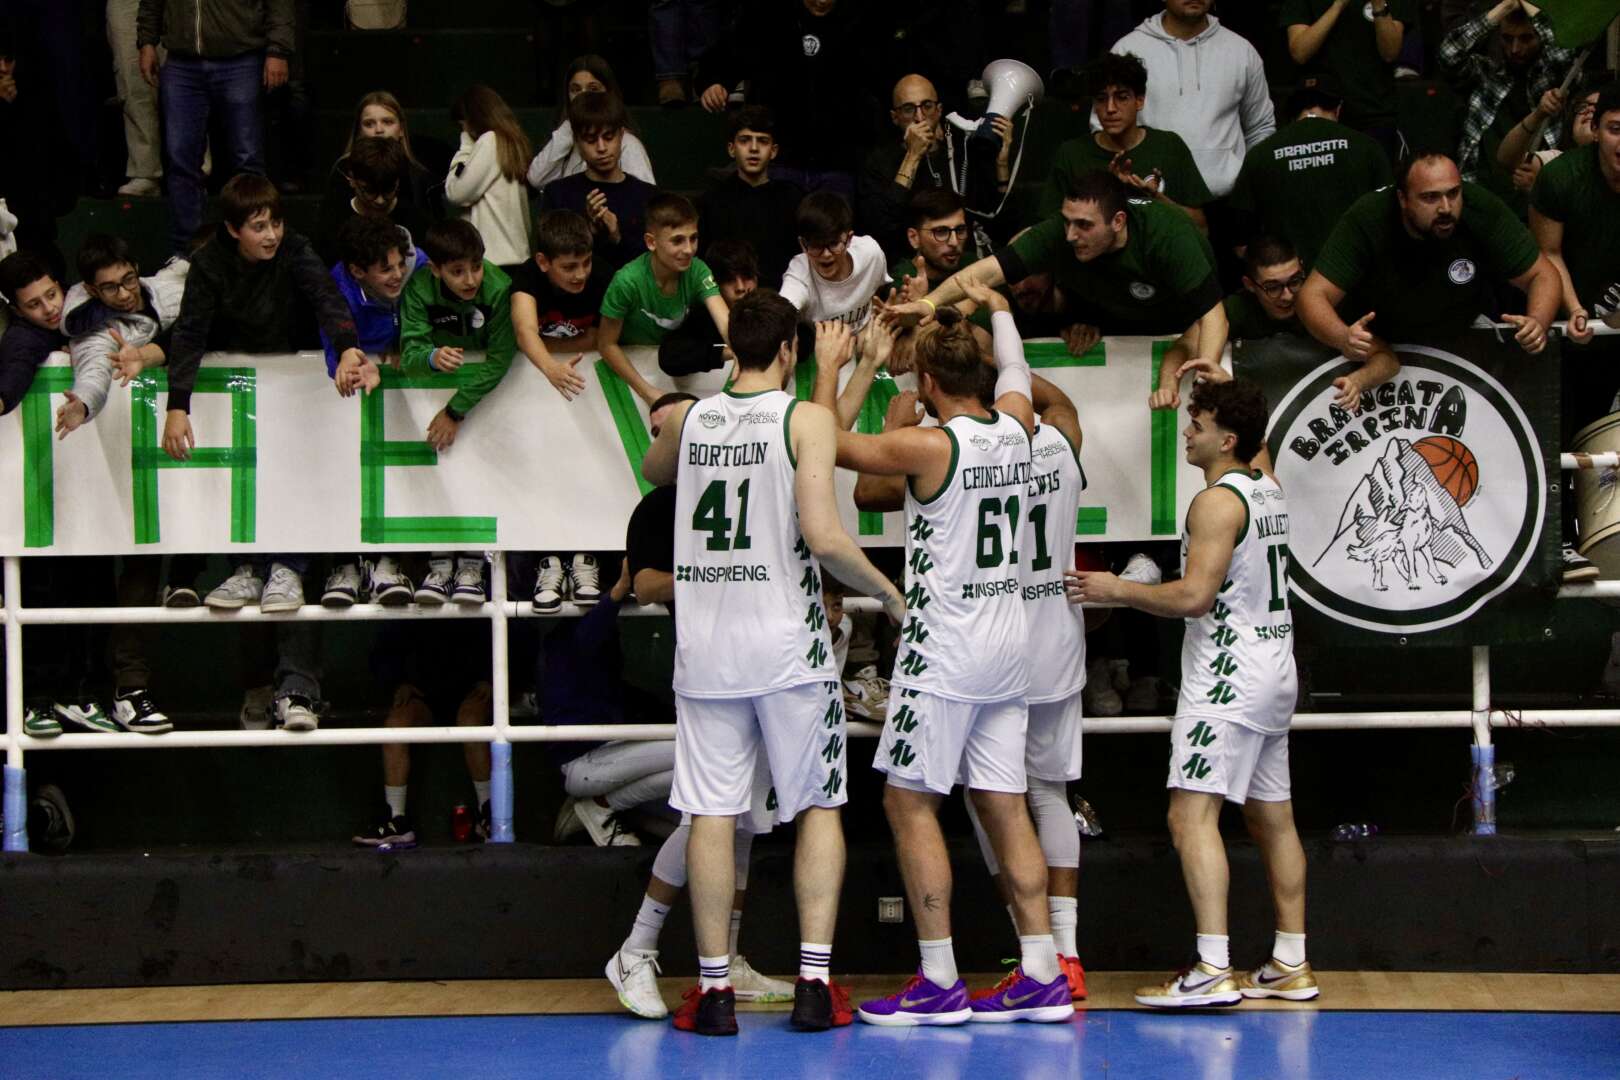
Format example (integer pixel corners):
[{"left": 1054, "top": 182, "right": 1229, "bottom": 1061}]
[{"left": 947, "top": 59, "right": 1044, "bottom": 144}]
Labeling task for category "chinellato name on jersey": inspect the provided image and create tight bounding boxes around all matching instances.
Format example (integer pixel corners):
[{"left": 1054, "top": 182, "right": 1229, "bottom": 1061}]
[
  {"left": 961, "top": 460, "right": 1033, "bottom": 491},
  {"left": 676, "top": 563, "right": 772, "bottom": 584}
]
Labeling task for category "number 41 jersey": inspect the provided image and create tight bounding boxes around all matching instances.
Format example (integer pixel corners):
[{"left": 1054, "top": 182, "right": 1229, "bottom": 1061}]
[
  {"left": 672, "top": 389, "right": 836, "bottom": 699},
  {"left": 1176, "top": 469, "right": 1298, "bottom": 734},
  {"left": 895, "top": 410, "right": 1032, "bottom": 703}
]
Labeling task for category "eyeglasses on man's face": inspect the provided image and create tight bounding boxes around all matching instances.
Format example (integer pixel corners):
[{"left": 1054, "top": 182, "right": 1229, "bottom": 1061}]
[
  {"left": 1257, "top": 272, "right": 1307, "bottom": 299},
  {"left": 93, "top": 271, "right": 141, "bottom": 300},
  {"left": 924, "top": 224, "right": 969, "bottom": 243},
  {"left": 802, "top": 234, "right": 851, "bottom": 257},
  {"left": 894, "top": 100, "right": 940, "bottom": 120}
]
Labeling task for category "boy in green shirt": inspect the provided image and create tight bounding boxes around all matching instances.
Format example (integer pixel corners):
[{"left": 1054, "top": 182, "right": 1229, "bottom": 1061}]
[
  {"left": 1040, "top": 52, "right": 1210, "bottom": 230},
  {"left": 598, "top": 192, "right": 729, "bottom": 405}
]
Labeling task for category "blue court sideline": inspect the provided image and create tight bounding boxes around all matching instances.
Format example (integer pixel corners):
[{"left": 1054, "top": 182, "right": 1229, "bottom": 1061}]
[{"left": 3, "top": 1010, "right": 1617, "bottom": 1079}]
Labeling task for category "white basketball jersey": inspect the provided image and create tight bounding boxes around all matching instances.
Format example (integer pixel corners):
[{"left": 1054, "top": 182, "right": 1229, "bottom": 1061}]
[
  {"left": 894, "top": 410, "right": 1032, "bottom": 703},
  {"left": 1023, "top": 423, "right": 1088, "bottom": 703},
  {"left": 672, "top": 389, "right": 835, "bottom": 698},
  {"left": 1176, "top": 469, "right": 1297, "bottom": 734}
]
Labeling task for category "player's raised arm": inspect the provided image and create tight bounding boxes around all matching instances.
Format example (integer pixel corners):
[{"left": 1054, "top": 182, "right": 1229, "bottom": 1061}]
[
  {"left": 641, "top": 399, "right": 694, "bottom": 487},
  {"left": 961, "top": 279, "right": 1033, "bottom": 434}
]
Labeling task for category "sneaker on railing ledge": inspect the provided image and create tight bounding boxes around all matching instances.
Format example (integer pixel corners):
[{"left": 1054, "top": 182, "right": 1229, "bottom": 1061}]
[
  {"left": 569, "top": 554, "right": 601, "bottom": 605},
  {"left": 260, "top": 563, "right": 305, "bottom": 613},
  {"left": 321, "top": 562, "right": 363, "bottom": 609},
  {"left": 239, "top": 685, "right": 273, "bottom": 730},
  {"left": 451, "top": 556, "right": 487, "bottom": 605},
  {"left": 369, "top": 556, "right": 414, "bottom": 606},
  {"left": 53, "top": 700, "right": 118, "bottom": 733},
  {"left": 275, "top": 694, "right": 319, "bottom": 732},
  {"left": 534, "top": 555, "right": 565, "bottom": 614},
  {"left": 843, "top": 665, "right": 890, "bottom": 719},
  {"left": 113, "top": 689, "right": 172, "bottom": 734},
  {"left": 416, "top": 556, "right": 454, "bottom": 605},
  {"left": 1083, "top": 659, "right": 1122, "bottom": 717},
  {"left": 206, "top": 564, "right": 263, "bottom": 610},
  {"left": 1562, "top": 544, "right": 1600, "bottom": 584},
  {"left": 161, "top": 585, "right": 199, "bottom": 608},
  {"left": 23, "top": 705, "right": 62, "bottom": 738}
]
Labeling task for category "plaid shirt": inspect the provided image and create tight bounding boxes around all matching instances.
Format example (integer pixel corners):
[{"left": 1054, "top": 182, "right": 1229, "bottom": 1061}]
[{"left": 1438, "top": 10, "right": 1573, "bottom": 180}]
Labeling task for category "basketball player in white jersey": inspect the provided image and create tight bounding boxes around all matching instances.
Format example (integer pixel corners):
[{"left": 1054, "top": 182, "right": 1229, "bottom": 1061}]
[
  {"left": 1067, "top": 378, "right": 1316, "bottom": 1008},
  {"left": 824, "top": 286, "right": 1074, "bottom": 1026},
  {"left": 855, "top": 368, "right": 1092, "bottom": 1004},
  {"left": 642, "top": 289, "right": 906, "bottom": 1036}
]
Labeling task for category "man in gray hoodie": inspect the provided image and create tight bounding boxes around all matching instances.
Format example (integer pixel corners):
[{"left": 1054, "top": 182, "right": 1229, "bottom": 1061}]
[{"left": 1108, "top": 0, "right": 1276, "bottom": 199}]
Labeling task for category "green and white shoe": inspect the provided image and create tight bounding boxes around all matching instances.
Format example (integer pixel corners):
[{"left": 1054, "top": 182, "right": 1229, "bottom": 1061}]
[
  {"left": 53, "top": 700, "right": 119, "bottom": 733},
  {"left": 23, "top": 706, "right": 62, "bottom": 738}
]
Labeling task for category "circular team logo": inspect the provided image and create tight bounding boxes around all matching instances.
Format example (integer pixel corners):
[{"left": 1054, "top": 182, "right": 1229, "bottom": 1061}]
[
  {"left": 1267, "top": 346, "right": 1544, "bottom": 634},
  {"left": 1448, "top": 258, "right": 1476, "bottom": 285},
  {"left": 1129, "top": 281, "right": 1157, "bottom": 300},
  {"left": 470, "top": 309, "right": 486, "bottom": 330},
  {"left": 969, "top": 434, "right": 993, "bottom": 451},
  {"left": 802, "top": 34, "right": 821, "bottom": 56},
  {"left": 699, "top": 408, "right": 725, "bottom": 429}
]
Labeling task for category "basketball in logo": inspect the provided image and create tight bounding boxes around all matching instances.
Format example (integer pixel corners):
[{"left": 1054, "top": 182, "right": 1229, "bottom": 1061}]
[{"left": 1412, "top": 436, "right": 1478, "bottom": 506}]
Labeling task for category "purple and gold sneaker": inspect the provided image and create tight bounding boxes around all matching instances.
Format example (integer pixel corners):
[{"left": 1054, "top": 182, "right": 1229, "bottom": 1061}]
[
  {"left": 967, "top": 966, "right": 1074, "bottom": 1023},
  {"left": 857, "top": 970, "right": 972, "bottom": 1027}
]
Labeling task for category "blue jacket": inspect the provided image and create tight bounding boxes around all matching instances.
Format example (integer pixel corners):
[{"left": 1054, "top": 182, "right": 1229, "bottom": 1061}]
[{"left": 319, "top": 247, "right": 427, "bottom": 377}]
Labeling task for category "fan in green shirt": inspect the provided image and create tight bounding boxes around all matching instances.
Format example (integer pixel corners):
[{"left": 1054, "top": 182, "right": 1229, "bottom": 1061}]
[
  {"left": 887, "top": 169, "right": 1228, "bottom": 414},
  {"left": 1528, "top": 90, "right": 1620, "bottom": 343},
  {"left": 1040, "top": 52, "right": 1212, "bottom": 230},
  {"left": 1280, "top": 0, "right": 1414, "bottom": 135},
  {"left": 1299, "top": 153, "right": 1558, "bottom": 410},
  {"left": 1226, "top": 237, "right": 1308, "bottom": 342}
]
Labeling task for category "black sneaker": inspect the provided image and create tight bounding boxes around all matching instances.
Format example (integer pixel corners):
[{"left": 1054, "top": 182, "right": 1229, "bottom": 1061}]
[
  {"left": 672, "top": 986, "right": 737, "bottom": 1036},
  {"left": 352, "top": 808, "right": 417, "bottom": 850},
  {"left": 28, "top": 783, "right": 75, "bottom": 854},
  {"left": 790, "top": 977, "right": 853, "bottom": 1030},
  {"left": 113, "top": 689, "right": 173, "bottom": 734},
  {"left": 1562, "top": 544, "right": 1600, "bottom": 583}
]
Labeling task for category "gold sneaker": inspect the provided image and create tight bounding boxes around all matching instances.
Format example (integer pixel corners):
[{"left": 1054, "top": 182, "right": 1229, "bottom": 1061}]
[
  {"left": 1134, "top": 962, "right": 1242, "bottom": 1008},
  {"left": 1237, "top": 958, "right": 1320, "bottom": 1001}
]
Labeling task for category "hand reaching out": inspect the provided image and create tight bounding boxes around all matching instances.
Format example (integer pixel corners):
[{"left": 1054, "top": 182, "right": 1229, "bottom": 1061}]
[
  {"left": 1060, "top": 322, "right": 1099, "bottom": 357},
  {"left": 960, "top": 279, "right": 1009, "bottom": 315},
  {"left": 541, "top": 353, "right": 587, "bottom": 399},
  {"left": 883, "top": 389, "right": 924, "bottom": 431},
  {"left": 815, "top": 320, "right": 855, "bottom": 371},
  {"left": 55, "top": 392, "right": 89, "bottom": 439},
  {"left": 108, "top": 328, "right": 147, "bottom": 386}
]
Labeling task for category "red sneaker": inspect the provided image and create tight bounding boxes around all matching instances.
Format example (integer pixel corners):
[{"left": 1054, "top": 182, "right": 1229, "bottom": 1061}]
[
  {"left": 969, "top": 964, "right": 1020, "bottom": 1002},
  {"left": 791, "top": 977, "right": 854, "bottom": 1029},
  {"left": 1062, "top": 955, "right": 1088, "bottom": 1001},
  {"left": 672, "top": 984, "right": 738, "bottom": 1036}
]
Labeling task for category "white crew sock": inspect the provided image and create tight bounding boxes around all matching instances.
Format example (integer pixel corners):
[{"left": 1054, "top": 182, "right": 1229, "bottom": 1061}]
[
  {"left": 1019, "top": 934, "right": 1060, "bottom": 984},
  {"left": 1048, "top": 896, "right": 1078, "bottom": 957},
  {"left": 472, "top": 779, "right": 491, "bottom": 807},
  {"left": 1274, "top": 931, "right": 1307, "bottom": 967},
  {"left": 919, "top": 937, "right": 959, "bottom": 987},
  {"left": 384, "top": 785, "right": 407, "bottom": 818},
  {"left": 799, "top": 942, "right": 832, "bottom": 984},
  {"left": 728, "top": 909, "right": 743, "bottom": 957},
  {"left": 699, "top": 953, "right": 731, "bottom": 992},
  {"left": 1197, "top": 933, "right": 1231, "bottom": 970},
  {"left": 624, "top": 894, "right": 670, "bottom": 954}
]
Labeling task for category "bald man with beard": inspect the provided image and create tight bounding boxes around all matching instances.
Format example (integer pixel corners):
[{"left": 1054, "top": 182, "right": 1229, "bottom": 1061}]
[{"left": 860, "top": 74, "right": 957, "bottom": 262}]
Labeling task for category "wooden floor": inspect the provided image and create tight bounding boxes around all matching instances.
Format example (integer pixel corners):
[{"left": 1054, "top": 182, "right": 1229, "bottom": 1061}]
[{"left": 2, "top": 972, "right": 1617, "bottom": 1026}]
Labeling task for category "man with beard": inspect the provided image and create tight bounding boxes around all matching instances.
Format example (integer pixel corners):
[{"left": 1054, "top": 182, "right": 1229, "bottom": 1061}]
[
  {"left": 1297, "top": 152, "right": 1558, "bottom": 410},
  {"left": 890, "top": 189, "right": 974, "bottom": 295},
  {"left": 1438, "top": 0, "right": 1575, "bottom": 214}
]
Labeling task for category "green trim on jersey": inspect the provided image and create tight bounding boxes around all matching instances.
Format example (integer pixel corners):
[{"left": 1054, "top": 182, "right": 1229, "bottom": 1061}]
[
  {"left": 723, "top": 387, "right": 774, "bottom": 399},
  {"left": 1042, "top": 422, "right": 1083, "bottom": 476},
  {"left": 1214, "top": 482, "right": 1250, "bottom": 545},
  {"left": 961, "top": 409, "right": 1000, "bottom": 425},
  {"left": 783, "top": 398, "right": 798, "bottom": 470},
  {"left": 913, "top": 426, "right": 960, "bottom": 505}
]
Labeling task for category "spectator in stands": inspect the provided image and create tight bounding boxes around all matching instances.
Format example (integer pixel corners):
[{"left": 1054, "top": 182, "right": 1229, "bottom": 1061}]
[
  {"left": 598, "top": 193, "right": 728, "bottom": 405},
  {"left": 327, "top": 90, "right": 444, "bottom": 219},
  {"left": 314, "top": 136, "right": 433, "bottom": 268},
  {"left": 890, "top": 189, "right": 975, "bottom": 295},
  {"left": 891, "top": 171, "right": 1228, "bottom": 410},
  {"left": 651, "top": 0, "right": 721, "bottom": 108},
  {"left": 697, "top": 106, "right": 803, "bottom": 290},
  {"left": 658, "top": 239, "right": 757, "bottom": 378},
  {"left": 539, "top": 91, "right": 659, "bottom": 273},
  {"left": 1499, "top": 81, "right": 1604, "bottom": 193},
  {"left": 1298, "top": 152, "right": 1558, "bottom": 410},
  {"left": 1043, "top": 52, "right": 1211, "bottom": 229},
  {"left": 0, "top": 251, "right": 63, "bottom": 419},
  {"left": 107, "top": 0, "right": 161, "bottom": 197},
  {"left": 527, "top": 55, "right": 656, "bottom": 194},
  {"left": 1529, "top": 82, "right": 1620, "bottom": 342},
  {"left": 1282, "top": 0, "right": 1411, "bottom": 157},
  {"left": 1439, "top": 0, "right": 1574, "bottom": 214},
  {"left": 1225, "top": 236, "right": 1307, "bottom": 341},
  {"left": 137, "top": 0, "right": 294, "bottom": 253},
  {"left": 695, "top": 0, "right": 878, "bottom": 198},
  {"left": 445, "top": 85, "right": 534, "bottom": 274},
  {"left": 781, "top": 192, "right": 889, "bottom": 330},
  {"left": 1108, "top": 0, "right": 1276, "bottom": 199},
  {"left": 1227, "top": 78, "right": 1392, "bottom": 269},
  {"left": 512, "top": 209, "right": 609, "bottom": 398},
  {"left": 860, "top": 75, "right": 954, "bottom": 263}
]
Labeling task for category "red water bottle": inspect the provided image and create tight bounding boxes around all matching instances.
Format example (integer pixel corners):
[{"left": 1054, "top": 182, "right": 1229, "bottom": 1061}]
[{"left": 451, "top": 804, "right": 473, "bottom": 843}]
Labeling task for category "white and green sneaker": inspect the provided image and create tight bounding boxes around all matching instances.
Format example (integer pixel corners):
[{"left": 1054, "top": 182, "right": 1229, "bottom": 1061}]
[
  {"left": 53, "top": 700, "right": 119, "bottom": 733},
  {"left": 23, "top": 706, "right": 62, "bottom": 738},
  {"left": 730, "top": 954, "right": 796, "bottom": 1002}
]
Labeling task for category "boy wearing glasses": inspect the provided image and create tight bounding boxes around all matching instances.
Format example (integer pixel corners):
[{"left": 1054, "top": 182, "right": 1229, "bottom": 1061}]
[
  {"left": 1225, "top": 236, "right": 1306, "bottom": 341},
  {"left": 781, "top": 191, "right": 888, "bottom": 330}
]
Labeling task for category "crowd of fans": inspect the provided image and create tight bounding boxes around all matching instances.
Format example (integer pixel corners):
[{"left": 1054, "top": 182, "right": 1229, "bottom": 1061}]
[{"left": 0, "top": 0, "right": 1618, "bottom": 856}]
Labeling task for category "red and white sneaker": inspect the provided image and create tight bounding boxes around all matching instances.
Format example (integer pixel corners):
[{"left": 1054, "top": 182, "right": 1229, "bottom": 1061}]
[{"left": 1061, "top": 954, "right": 1088, "bottom": 1001}]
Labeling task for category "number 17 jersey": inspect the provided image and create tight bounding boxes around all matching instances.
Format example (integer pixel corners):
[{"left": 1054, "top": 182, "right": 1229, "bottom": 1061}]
[{"left": 672, "top": 389, "right": 836, "bottom": 699}]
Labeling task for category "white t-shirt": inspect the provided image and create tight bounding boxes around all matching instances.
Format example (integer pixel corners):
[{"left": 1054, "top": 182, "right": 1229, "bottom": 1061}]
[{"left": 780, "top": 234, "right": 889, "bottom": 330}]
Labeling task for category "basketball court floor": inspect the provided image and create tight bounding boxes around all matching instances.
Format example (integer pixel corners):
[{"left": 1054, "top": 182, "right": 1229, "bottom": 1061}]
[{"left": 3, "top": 973, "right": 1616, "bottom": 1078}]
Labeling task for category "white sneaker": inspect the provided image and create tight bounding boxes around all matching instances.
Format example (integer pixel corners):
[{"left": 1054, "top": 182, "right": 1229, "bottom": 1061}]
[
  {"left": 1134, "top": 962, "right": 1242, "bottom": 1008},
  {"left": 276, "top": 695, "right": 318, "bottom": 732},
  {"left": 117, "top": 178, "right": 160, "bottom": 197},
  {"left": 369, "top": 556, "right": 414, "bottom": 606},
  {"left": 574, "top": 798, "right": 641, "bottom": 846},
  {"left": 240, "top": 685, "right": 273, "bottom": 730},
  {"left": 261, "top": 563, "right": 305, "bottom": 613},
  {"left": 1083, "top": 660, "right": 1123, "bottom": 717},
  {"left": 451, "top": 556, "right": 486, "bottom": 605},
  {"left": 206, "top": 565, "right": 263, "bottom": 610},
  {"left": 730, "top": 955, "right": 795, "bottom": 1002},
  {"left": 1119, "top": 553, "right": 1163, "bottom": 586},
  {"left": 322, "top": 562, "right": 363, "bottom": 608},
  {"left": 569, "top": 554, "right": 601, "bottom": 605},
  {"left": 554, "top": 796, "right": 585, "bottom": 840},
  {"left": 416, "top": 557, "right": 453, "bottom": 605},
  {"left": 533, "top": 555, "right": 565, "bottom": 614},
  {"left": 843, "top": 664, "right": 890, "bottom": 719},
  {"left": 606, "top": 946, "right": 667, "bottom": 1019}
]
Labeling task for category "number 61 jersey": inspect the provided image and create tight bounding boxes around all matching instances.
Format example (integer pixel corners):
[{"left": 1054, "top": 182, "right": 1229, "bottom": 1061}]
[
  {"left": 672, "top": 389, "right": 836, "bottom": 699},
  {"left": 1176, "top": 469, "right": 1298, "bottom": 734}
]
